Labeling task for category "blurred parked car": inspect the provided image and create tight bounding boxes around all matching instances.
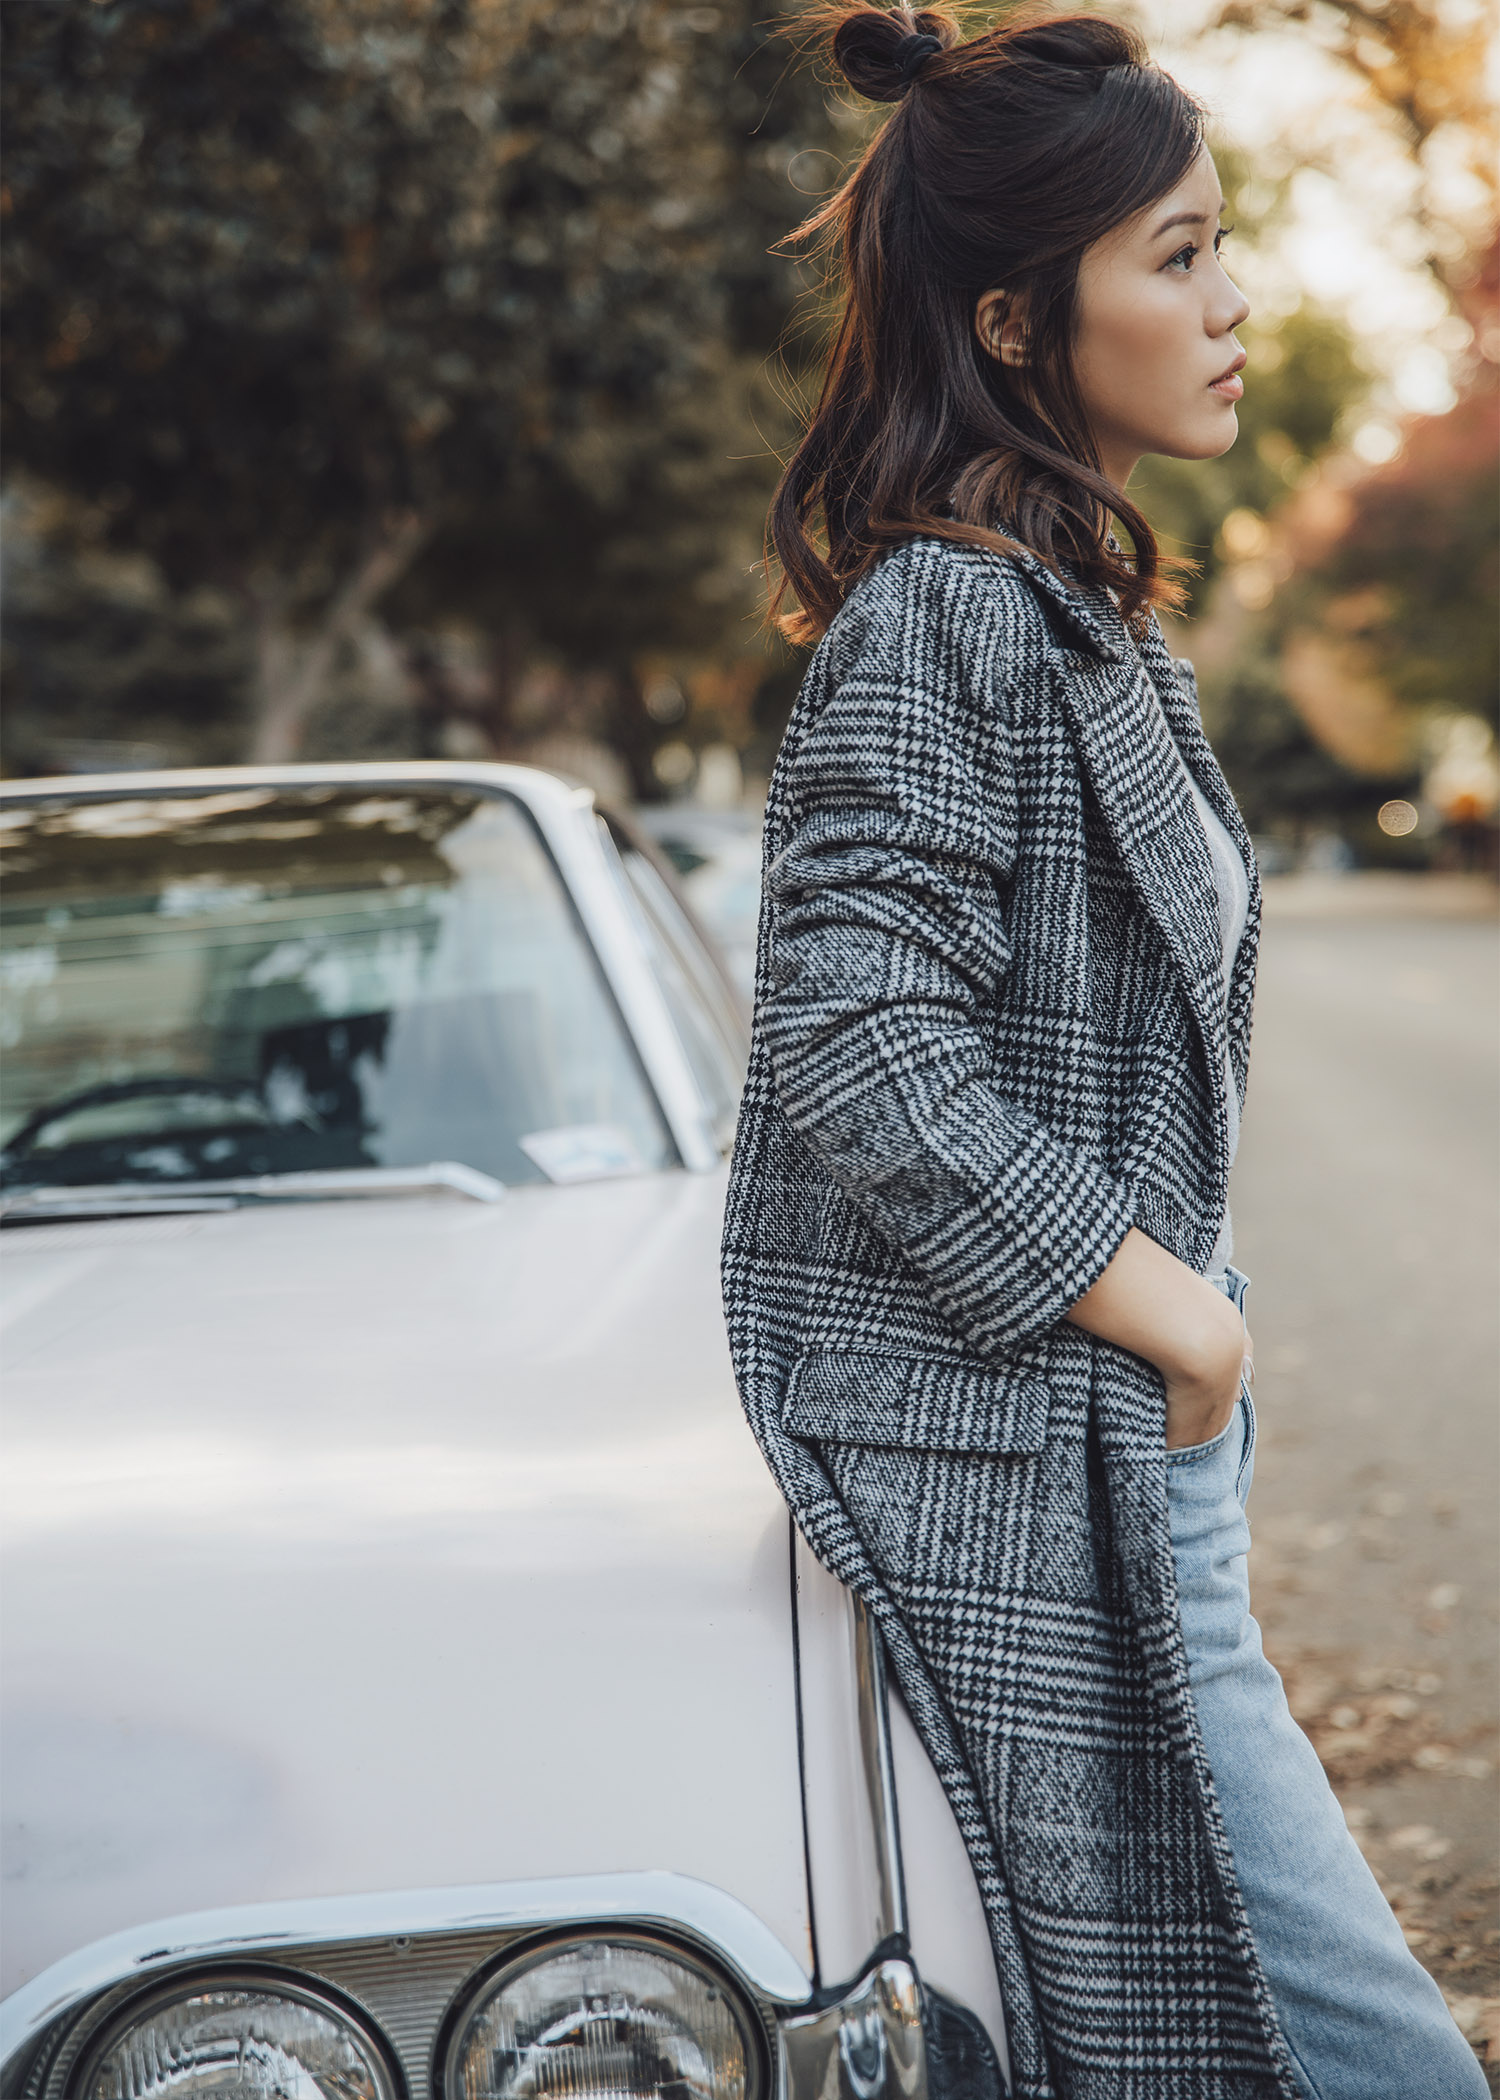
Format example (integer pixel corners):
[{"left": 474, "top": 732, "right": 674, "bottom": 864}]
[
  {"left": 0, "top": 764, "right": 1009, "bottom": 2100},
  {"left": 632, "top": 804, "right": 763, "bottom": 1005}
]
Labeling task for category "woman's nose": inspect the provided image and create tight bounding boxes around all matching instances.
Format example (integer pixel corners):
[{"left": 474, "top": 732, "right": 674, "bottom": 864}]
[{"left": 1216, "top": 269, "right": 1251, "bottom": 336}]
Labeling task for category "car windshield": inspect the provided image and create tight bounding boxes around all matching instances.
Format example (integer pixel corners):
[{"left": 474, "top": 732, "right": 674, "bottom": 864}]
[{"left": 0, "top": 785, "right": 675, "bottom": 1192}]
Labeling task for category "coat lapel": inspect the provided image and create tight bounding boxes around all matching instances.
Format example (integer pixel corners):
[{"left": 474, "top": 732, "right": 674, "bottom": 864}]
[
  {"left": 1003, "top": 548, "right": 1239, "bottom": 1210},
  {"left": 1058, "top": 646, "right": 1230, "bottom": 1070},
  {"left": 1134, "top": 615, "right": 1262, "bottom": 1107}
]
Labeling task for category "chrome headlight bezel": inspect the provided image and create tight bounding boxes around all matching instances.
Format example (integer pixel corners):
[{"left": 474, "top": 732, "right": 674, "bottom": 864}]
[
  {"left": 1, "top": 1879, "right": 807, "bottom": 2100},
  {"left": 65, "top": 1968, "right": 404, "bottom": 2100},
  {"left": 438, "top": 1930, "right": 766, "bottom": 2100}
]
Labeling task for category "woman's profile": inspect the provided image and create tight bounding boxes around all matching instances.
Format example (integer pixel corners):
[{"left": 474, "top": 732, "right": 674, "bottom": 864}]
[{"left": 720, "top": 7, "right": 1486, "bottom": 2094}]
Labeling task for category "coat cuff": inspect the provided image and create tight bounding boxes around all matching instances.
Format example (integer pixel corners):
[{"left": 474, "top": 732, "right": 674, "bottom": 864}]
[{"left": 958, "top": 1133, "right": 1138, "bottom": 1359}]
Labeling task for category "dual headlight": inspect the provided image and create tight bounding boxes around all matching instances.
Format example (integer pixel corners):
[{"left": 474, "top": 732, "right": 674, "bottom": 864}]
[
  {"left": 448, "top": 1937, "right": 755, "bottom": 2100},
  {"left": 74, "top": 1978, "right": 395, "bottom": 2100},
  {"left": 75, "top": 1938, "right": 757, "bottom": 2100}
]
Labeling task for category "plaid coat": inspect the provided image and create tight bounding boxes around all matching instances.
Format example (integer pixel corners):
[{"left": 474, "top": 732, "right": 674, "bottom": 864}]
[{"left": 720, "top": 537, "right": 1300, "bottom": 2098}]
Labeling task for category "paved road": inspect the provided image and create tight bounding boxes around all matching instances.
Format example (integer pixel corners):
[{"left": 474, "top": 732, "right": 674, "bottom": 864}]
[{"left": 1229, "top": 877, "right": 1499, "bottom": 2058}]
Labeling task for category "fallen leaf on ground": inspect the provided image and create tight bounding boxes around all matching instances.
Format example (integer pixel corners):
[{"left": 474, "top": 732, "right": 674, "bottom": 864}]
[{"left": 1443, "top": 1992, "right": 1500, "bottom": 2053}]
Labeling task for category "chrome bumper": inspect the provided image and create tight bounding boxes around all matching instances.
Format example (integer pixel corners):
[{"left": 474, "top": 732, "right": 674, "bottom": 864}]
[{"left": 782, "top": 1957, "right": 926, "bottom": 2100}]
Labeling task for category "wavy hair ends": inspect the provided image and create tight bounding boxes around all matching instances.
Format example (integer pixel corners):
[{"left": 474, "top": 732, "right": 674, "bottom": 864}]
[{"left": 767, "top": 6, "right": 1205, "bottom": 646}]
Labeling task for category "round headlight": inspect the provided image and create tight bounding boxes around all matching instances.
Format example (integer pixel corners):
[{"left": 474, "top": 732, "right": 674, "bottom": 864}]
[
  {"left": 74, "top": 1976, "right": 399, "bottom": 2100},
  {"left": 445, "top": 1936, "right": 758, "bottom": 2100}
]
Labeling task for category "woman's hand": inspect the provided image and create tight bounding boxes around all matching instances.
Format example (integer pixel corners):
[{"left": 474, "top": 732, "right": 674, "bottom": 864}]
[
  {"left": 1065, "top": 1227, "right": 1250, "bottom": 1449},
  {"left": 1159, "top": 1313, "right": 1251, "bottom": 1449}
]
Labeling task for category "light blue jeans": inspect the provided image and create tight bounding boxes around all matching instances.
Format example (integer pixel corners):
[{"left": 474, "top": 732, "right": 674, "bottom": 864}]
[{"left": 1169, "top": 1266, "right": 1486, "bottom": 2099}]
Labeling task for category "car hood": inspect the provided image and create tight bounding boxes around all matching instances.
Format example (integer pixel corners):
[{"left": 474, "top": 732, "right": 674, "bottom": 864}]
[{"left": 0, "top": 1170, "right": 808, "bottom": 1997}]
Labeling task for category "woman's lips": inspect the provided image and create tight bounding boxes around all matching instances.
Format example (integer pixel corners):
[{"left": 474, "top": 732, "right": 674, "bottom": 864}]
[{"left": 1210, "top": 355, "right": 1247, "bottom": 401}]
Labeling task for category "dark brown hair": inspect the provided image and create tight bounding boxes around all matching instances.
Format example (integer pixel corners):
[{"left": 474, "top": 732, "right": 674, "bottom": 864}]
[{"left": 768, "top": 5, "right": 1206, "bottom": 643}]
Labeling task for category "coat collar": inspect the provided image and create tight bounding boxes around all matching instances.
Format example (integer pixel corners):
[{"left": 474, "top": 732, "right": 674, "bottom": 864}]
[{"left": 994, "top": 541, "right": 1126, "bottom": 664}]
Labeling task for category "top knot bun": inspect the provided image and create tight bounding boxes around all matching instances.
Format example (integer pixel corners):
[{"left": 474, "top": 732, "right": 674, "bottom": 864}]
[{"left": 829, "top": 6, "right": 960, "bottom": 103}]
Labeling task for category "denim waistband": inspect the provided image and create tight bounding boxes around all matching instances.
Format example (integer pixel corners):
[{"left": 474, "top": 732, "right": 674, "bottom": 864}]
[{"left": 1209, "top": 1262, "right": 1251, "bottom": 1316}]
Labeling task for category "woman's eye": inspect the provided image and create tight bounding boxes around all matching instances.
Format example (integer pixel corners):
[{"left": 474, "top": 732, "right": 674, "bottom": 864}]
[{"left": 1167, "top": 225, "right": 1232, "bottom": 273}]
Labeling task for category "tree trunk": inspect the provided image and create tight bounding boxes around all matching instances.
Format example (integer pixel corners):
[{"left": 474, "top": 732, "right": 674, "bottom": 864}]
[{"left": 246, "top": 511, "right": 431, "bottom": 765}]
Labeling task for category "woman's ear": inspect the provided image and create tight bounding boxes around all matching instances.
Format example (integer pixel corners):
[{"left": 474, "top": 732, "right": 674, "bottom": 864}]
[{"left": 975, "top": 287, "right": 1029, "bottom": 368}]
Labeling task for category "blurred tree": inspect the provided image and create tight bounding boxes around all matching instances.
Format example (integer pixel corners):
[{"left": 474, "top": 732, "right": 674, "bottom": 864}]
[
  {"left": 1294, "top": 388, "right": 1499, "bottom": 734},
  {"left": 1195, "top": 650, "right": 1385, "bottom": 838},
  {"left": 0, "top": 489, "right": 254, "bottom": 776},
  {"left": 1, "top": 0, "right": 830, "bottom": 769},
  {"left": 1178, "top": 202, "right": 1498, "bottom": 857},
  {"left": 1132, "top": 24, "right": 1498, "bottom": 856},
  {"left": 1210, "top": 0, "right": 1496, "bottom": 291}
]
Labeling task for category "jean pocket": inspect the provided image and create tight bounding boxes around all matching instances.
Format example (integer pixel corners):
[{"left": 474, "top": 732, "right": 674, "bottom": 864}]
[{"left": 1165, "top": 1406, "right": 1242, "bottom": 1467}]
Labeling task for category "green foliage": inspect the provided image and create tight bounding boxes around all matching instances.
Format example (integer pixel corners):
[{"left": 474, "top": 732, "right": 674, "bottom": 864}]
[
  {"left": 3, "top": 0, "right": 1486, "bottom": 831},
  {"left": 1, "top": 0, "right": 834, "bottom": 759},
  {"left": 0, "top": 503, "right": 255, "bottom": 772}
]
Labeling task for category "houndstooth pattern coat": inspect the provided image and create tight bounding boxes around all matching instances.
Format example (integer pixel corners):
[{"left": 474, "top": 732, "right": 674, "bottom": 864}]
[{"left": 720, "top": 536, "right": 1302, "bottom": 2099}]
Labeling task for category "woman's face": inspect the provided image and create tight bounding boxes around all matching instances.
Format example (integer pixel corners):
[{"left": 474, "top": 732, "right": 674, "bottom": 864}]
[{"left": 1070, "top": 145, "right": 1250, "bottom": 490}]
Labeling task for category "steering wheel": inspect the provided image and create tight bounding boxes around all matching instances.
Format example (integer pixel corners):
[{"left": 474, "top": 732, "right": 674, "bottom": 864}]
[{"left": 1, "top": 1076, "right": 269, "bottom": 1166}]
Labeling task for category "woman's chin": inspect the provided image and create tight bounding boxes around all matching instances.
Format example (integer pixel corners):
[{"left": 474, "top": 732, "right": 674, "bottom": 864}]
[{"left": 1156, "top": 411, "right": 1241, "bottom": 464}]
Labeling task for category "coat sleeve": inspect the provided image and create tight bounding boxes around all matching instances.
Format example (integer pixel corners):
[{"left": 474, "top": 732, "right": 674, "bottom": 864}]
[{"left": 759, "top": 548, "right": 1136, "bottom": 1360}]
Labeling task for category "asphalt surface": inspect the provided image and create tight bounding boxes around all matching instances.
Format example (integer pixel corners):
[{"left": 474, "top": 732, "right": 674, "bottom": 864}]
[{"left": 1228, "top": 876, "right": 1499, "bottom": 2067}]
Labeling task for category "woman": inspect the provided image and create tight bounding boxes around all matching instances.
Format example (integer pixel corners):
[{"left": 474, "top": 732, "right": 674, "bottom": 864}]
[{"left": 720, "top": 8, "right": 1486, "bottom": 2097}]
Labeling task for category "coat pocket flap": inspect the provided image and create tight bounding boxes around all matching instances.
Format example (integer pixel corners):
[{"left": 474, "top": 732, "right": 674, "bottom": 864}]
[{"left": 782, "top": 1350, "right": 1051, "bottom": 1453}]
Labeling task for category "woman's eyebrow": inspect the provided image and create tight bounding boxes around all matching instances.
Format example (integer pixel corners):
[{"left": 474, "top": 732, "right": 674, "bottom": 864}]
[{"left": 1152, "top": 205, "right": 1226, "bottom": 237}]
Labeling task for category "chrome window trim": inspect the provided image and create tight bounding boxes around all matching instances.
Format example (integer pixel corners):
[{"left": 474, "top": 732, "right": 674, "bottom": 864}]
[
  {"left": 0, "top": 1872, "right": 812, "bottom": 2080},
  {"left": 524, "top": 779, "right": 721, "bottom": 1173},
  {"left": 0, "top": 1163, "right": 508, "bottom": 1222},
  {"left": 599, "top": 812, "right": 751, "bottom": 1039},
  {"left": 594, "top": 811, "right": 750, "bottom": 1088},
  {"left": 0, "top": 762, "right": 722, "bottom": 1178}
]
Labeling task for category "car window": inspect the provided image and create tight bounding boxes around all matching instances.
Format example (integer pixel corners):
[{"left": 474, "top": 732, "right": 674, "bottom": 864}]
[
  {"left": 636, "top": 818, "right": 762, "bottom": 1006},
  {"left": 599, "top": 819, "right": 747, "bottom": 1153},
  {"left": 0, "top": 787, "right": 675, "bottom": 1191}
]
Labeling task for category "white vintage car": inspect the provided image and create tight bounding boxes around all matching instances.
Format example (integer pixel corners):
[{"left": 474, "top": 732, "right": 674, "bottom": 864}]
[{"left": 0, "top": 764, "right": 1010, "bottom": 2100}]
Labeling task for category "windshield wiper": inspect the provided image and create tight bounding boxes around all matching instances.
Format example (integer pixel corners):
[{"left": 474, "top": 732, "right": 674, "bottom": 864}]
[{"left": 0, "top": 1162, "right": 506, "bottom": 1225}]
